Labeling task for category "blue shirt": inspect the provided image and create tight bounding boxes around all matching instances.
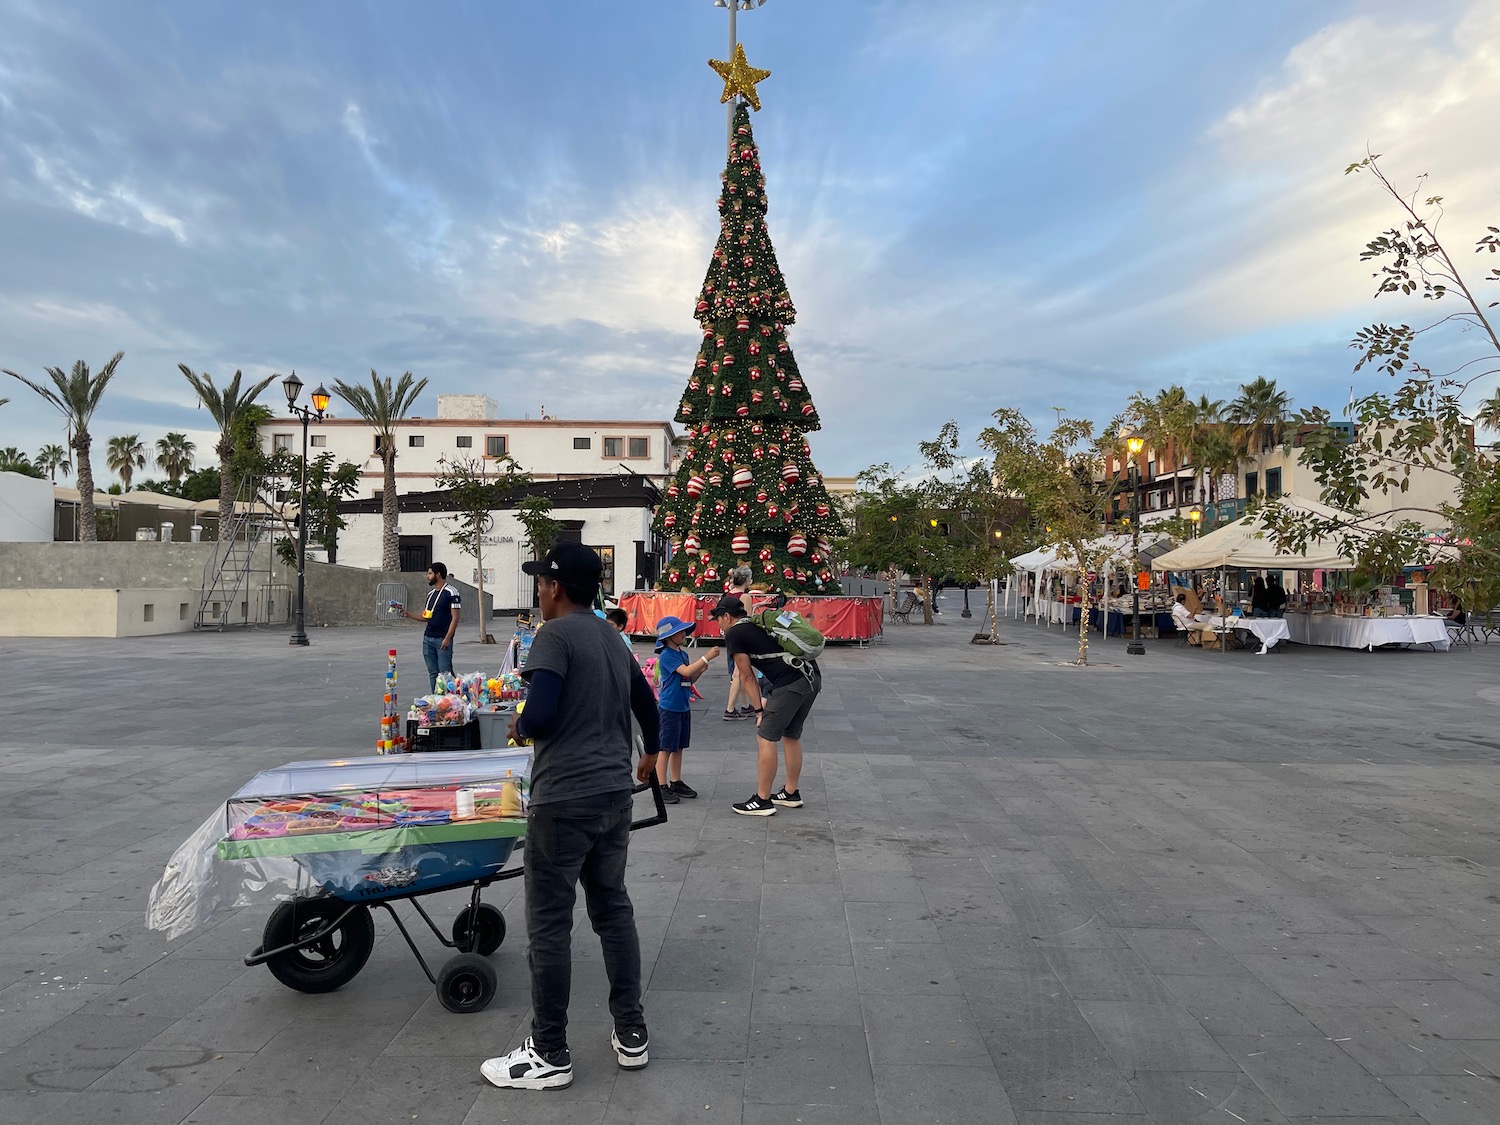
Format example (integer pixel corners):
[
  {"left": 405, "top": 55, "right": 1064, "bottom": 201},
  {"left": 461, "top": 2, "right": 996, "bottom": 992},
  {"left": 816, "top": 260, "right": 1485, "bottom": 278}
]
[
  {"left": 657, "top": 646, "right": 692, "bottom": 712},
  {"left": 423, "top": 585, "right": 461, "bottom": 638}
]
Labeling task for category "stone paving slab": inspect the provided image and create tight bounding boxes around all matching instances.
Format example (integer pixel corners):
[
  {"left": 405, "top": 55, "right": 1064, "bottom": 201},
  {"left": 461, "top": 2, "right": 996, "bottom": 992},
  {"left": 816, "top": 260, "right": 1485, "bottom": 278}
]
[{"left": 2, "top": 597, "right": 1499, "bottom": 1123}]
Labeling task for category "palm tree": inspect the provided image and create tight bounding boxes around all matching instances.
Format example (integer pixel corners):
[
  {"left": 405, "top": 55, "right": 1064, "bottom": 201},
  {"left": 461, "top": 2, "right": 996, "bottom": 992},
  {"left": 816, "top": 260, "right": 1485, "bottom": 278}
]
[
  {"left": 106, "top": 434, "right": 148, "bottom": 491},
  {"left": 155, "top": 432, "right": 196, "bottom": 485},
  {"left": 4, "top": 353, "right": 124, "bottom": 540},
  {"left": 0, "top": 447, "right": 30, "bottom": 466},
  {"left": 35, "top": 443, "right": 71, "bottom": 482},
  {"left": 1182, "top": 394, "right": 1225, "bottom": 503},
  {"left": 1475, "top": 391, "right": 1500, "bottom": 436},
  {"left": 1226, "top": 377, "right": 1292, "bottom": 495},
  {"left": 333, "top": 370, "right": 429, "bottom": 571},
  {"left": 179, "top": 365, "right": 277, "bottom": 536}
]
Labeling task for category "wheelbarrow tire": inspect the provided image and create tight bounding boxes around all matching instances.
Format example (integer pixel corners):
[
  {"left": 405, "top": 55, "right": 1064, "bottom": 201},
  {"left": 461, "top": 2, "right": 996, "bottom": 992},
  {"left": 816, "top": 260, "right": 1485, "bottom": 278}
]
[
  {"left": 437, "top": 952, "right": 497, "bottom": 1014},
  {"left": 262, "top": 900, "right": 375, "bottom": 994},
  {"left": 451, "top": 903, "right": 506, "bottom": 956}
]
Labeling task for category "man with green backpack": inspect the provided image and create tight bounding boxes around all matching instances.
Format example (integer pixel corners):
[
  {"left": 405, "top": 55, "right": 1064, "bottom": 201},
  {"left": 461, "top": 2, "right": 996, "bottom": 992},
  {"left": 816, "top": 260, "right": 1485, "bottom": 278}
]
[{"left": 708, "top": 593, "right": 824, "bottom": 817}]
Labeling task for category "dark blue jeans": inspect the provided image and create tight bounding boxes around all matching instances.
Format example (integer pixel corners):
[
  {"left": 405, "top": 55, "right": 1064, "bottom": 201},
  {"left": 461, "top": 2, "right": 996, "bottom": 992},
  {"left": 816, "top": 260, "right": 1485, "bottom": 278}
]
[
  {"left": 525, "top": 790, "right": 643, "bottom": 1054},
  {"left": 421, "top": 633, "right": 453, "bottom": 693}
]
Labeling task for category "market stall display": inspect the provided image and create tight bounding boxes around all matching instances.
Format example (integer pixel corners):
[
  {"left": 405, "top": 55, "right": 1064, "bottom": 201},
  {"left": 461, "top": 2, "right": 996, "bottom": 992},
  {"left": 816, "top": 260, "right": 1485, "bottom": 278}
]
[{"left": 148, "top": 749, "right": 534, "bottom": 1012}]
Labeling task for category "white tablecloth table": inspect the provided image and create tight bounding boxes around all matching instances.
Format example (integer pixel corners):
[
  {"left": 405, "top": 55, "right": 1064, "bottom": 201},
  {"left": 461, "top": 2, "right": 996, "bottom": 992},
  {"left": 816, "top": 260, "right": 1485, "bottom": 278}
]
[
  {"left": 1233, "top": 617, "right": 1292, "bottom": 654},
  {"left": 1283, "top": 613, "right": 1450, "bottom": 652}
]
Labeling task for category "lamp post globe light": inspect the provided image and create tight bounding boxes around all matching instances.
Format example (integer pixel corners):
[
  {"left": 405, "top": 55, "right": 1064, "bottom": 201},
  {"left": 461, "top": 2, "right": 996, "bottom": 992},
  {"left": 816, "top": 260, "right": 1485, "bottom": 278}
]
[
  {"left": 1189, "top": 505, "right": 1203, "bottom": 538},
  {"left": 282, "top": 371, "right": 330, "bottom": 647},
  {"left": 1125, "top": 434, "right": 1146, "bottom": 656}
]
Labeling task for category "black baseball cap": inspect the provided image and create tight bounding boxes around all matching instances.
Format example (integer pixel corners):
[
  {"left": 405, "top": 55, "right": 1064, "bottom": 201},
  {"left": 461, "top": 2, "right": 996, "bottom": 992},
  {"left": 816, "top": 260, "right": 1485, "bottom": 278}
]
[
  {"left": 522, "top": 542, "right": 604, "bottom": 584},
  {"left": 708, "top": 594, "right": 746, "bottom": 618}
]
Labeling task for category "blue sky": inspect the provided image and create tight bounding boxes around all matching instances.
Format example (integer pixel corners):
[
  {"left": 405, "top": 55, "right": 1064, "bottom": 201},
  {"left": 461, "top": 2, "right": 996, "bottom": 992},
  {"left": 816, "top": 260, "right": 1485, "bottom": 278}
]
[{"left": 1, "top": 0, "right": 1497, "bottom": 479}]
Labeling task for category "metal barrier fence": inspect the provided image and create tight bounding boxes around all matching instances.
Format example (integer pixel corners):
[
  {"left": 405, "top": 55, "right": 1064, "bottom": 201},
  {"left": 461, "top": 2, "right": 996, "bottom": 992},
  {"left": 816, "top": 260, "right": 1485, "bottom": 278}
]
[{"left": 375, "top": 582, "right": 410, "bottom": 626}]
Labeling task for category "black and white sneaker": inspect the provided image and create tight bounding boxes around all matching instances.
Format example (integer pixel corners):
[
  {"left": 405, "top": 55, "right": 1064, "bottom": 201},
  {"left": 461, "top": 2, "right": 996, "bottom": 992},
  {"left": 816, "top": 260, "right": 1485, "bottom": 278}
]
[
  {"left": 611, "top": 1026, "right": 649, "bottom": 1069},
  {"left": 722, "top": 710, "right": 743, "bottom": 721},
  {"left": 739, "top": 706, "right": 757, "bottom": 716},
  {"left": 732, "top": 794, "right": 776, "bottom": 816},
  {"left": 480, "top": 1037, "right": 573, "bottom": 1090},
  {"left": 671, "top": 780, "right": 698, "bottom": 799},
  {"left": 659, "top": 784, "right": 680, "bottom": 805},
  {"left": 770, "top": 787, "right": 803, "bottom": 808}
]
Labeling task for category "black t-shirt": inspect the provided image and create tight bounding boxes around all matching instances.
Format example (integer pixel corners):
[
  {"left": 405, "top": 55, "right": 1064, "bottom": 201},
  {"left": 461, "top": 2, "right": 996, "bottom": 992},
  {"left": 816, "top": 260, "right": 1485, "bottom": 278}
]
[{"left": 724, "top": 619, "right": 806, "bottom": 690}]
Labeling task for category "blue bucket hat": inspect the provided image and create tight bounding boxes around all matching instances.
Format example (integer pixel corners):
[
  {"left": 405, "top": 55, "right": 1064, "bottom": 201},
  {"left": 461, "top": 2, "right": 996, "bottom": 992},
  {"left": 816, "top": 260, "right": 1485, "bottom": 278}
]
[{"left": 654, "top": 615, "right": 696, "bottom": 651}]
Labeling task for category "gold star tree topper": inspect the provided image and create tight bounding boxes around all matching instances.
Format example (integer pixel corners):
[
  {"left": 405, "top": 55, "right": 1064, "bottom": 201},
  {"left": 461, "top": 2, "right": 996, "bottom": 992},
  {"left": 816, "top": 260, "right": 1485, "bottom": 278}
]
[{"left": 709, "top": 43, "right": 771, "bottom": 111}]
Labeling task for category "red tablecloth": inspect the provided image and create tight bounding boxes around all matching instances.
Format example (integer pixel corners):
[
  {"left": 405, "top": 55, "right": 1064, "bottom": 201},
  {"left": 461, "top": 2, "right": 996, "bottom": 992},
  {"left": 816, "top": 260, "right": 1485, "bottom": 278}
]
[{"left": 619, "top": 592, "right": 883, "bottom": 642}]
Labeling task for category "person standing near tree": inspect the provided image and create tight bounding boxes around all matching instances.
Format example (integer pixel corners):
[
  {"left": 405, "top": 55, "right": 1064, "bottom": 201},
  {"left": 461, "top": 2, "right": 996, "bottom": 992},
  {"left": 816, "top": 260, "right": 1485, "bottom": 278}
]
[
  {"left": 721, "top": 566, "right": 755, "bottom": 720},
  {"left": 481, "top": 542, "right": 660, "bottom": 1092},
  {"left": 394, "top": 562, "right": 461, "bottom": 693},
  {"left": 708, "top": 594, "right": 820, "bottom": 817}
]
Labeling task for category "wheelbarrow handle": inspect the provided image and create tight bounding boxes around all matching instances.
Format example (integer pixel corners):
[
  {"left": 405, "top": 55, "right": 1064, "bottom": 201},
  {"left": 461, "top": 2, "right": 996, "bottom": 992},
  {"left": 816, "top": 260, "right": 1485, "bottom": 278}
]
[{"left": 630, "top": 773, "right": 668, "bottom": 831}]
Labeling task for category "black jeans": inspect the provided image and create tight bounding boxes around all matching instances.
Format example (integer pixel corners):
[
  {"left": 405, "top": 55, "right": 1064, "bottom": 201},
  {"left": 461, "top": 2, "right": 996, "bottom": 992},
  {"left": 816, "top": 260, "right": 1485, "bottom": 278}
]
[{"left": 525, "top": 790, "right": 642, "bottom": 1054}]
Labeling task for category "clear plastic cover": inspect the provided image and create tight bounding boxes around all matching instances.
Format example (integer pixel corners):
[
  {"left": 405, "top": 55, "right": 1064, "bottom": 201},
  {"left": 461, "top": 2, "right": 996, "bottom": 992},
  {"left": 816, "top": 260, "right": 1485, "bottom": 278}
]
[{"left": 146, "top": 749, "right": 532, "bottom": 940}]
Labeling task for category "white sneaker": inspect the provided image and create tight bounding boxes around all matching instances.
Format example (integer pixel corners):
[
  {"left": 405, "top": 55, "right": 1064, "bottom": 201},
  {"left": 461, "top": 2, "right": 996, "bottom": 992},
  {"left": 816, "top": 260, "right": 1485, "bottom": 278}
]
[
  {"left": 611, "top": 1026, "right": 649, "bottom": 1069},
  {"left": 480, "top": 1037, "right": 573, "bottom": 1090}
]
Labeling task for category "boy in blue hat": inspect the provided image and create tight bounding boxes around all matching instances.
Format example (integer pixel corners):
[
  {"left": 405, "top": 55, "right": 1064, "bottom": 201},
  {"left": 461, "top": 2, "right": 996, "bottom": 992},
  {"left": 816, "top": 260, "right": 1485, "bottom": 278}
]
[{"left": 654, "top": 615, "right": 719, "bottom": 803}]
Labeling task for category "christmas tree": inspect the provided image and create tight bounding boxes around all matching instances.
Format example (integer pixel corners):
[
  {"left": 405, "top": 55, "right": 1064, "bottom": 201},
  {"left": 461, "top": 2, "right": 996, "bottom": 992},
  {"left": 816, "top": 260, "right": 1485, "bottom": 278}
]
[{"left": 654, "top": 100, "right": 843, "bottom": 595}]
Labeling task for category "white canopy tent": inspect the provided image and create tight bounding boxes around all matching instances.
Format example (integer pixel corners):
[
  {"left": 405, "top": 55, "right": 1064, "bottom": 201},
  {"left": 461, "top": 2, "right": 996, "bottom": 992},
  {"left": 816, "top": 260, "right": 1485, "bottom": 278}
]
[
  {"left": 1152, "top": 500, "right": 1361, "bottom": 572},
  {"left": 1007, "top": 532, "right": 1172, "bottom": 623}
]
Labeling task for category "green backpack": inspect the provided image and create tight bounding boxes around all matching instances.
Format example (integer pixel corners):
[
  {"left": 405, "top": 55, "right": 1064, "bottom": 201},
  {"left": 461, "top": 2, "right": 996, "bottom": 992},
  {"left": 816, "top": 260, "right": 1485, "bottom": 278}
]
[{"left": 747, "top": 607, "right": 826, "bottom": 667}]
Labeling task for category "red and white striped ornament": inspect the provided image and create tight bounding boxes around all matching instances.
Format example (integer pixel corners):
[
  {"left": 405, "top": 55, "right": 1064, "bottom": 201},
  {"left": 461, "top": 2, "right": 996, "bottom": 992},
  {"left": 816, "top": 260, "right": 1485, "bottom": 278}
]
[
  {"left": 733, "top": 465, "right": 754, "bottom": 489},
  {"left": 686, "top": 475, "right": 705, "bottom": 498},
  {"left": 732, "top": 528, "right": 750, "bottom": 554},
  {"left": 801, "top": 404, "right": 815, "bottom": 417},
  {"left": 683, "top": 533, "right": 701, "bottom": 553},
  {"left": 782, "top": 462, "right": 800, "bottom": 484},
  {"left": 816, "top": 502, "right": 830, "bottom": 518},
  {"left": 736, "top": 317, "right": 749, "bottom": 332},
  {"left": 788, "top": 533, "right": 808, "bottom": 557}
]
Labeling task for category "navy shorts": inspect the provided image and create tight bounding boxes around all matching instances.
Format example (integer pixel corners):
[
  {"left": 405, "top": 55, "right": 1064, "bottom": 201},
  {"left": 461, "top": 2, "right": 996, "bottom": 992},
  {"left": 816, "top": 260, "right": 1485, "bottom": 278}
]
[{"left": 659, "top": 708, "right": 691, "bottom": 753}]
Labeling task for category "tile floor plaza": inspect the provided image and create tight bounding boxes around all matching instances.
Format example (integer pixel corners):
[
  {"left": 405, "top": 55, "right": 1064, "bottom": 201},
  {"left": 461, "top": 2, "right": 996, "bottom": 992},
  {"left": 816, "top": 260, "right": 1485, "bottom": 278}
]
[{"left": 2, "top": 596, "right": 1499, "bottom": 1124}]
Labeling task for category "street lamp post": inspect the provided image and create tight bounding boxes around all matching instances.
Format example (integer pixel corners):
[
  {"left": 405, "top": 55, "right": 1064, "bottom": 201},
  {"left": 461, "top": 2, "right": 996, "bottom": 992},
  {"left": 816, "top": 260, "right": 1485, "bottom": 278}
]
[
  {"left": 282, "top": 372, "right": 330, "bottom": 647},
  {"left": 1126, "top": 435, "right": 1145, "bottom": 656},
  {"left": 713, "top": 0, "right": 767, "bottom": 149},
  {"left": 1188, "top": 506, "right": 1203, "bottom": 538}
]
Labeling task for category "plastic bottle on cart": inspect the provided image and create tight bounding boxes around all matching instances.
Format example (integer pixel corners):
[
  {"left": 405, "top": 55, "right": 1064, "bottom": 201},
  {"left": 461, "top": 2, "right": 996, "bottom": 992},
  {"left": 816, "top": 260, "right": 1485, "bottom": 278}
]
[{"left": 499, "top": 770, "right": 522, "bottom": 818}]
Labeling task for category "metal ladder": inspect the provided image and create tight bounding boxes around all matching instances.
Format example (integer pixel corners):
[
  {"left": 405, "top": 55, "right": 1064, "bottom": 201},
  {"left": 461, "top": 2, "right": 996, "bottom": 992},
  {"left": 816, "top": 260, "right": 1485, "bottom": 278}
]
[{"left": 194, "top": 477, "right": 274, "bottom": 630}]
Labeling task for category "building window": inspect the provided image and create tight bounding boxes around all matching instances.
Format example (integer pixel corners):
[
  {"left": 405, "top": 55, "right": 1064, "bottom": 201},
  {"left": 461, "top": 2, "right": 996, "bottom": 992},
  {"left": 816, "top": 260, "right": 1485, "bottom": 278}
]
[
  {"left": 486, "top": 435, "right": 508, "bottom": 458},
  {"left": 590, "top": 545, "right": 616, "bottom": 597},
  {"left": 456, "top": 435, "right": 472, "bottom": 449},
  {"left": 272, "top": 433, "right": 293, "bottom": 451},
  {"left": 1146, "top": 459, "right": 1155, "bottom": 480},
  {"left": 603, "top": 437, "right": 623, "bottom": 458},
  {"left": 1265, "top": 468, "right": 1282, "bottom": 498},
  {"left": 574, "top": 437, "right": 592, "bottom": 450},
  {"left": 408, "top": 435, "right": 424, "bottom": 448},
  {"left": 310, "top": 434, "right": 326, "bottom": 447},
  {"left": 628, "top": 437, "right": 649, "bottom": 458},
  {"left": 1245, "top": 471, "right": 1259, "bottom": 497},
  {"left": 373, "top": 435, "right": 384, "bottom": 452}
]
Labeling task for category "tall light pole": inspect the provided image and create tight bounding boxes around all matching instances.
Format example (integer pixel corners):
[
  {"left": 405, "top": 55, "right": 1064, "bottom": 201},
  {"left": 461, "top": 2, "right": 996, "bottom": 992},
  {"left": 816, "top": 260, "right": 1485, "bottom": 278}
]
[
  {"left": 282, "top": 372, "right": 330, "bottom": 647},
  {"left": 1126, "top": 434, "right": 1146, "bottom": 656},
  {"left": 1188, "top": 506, "right": 1202, "bottom": 538},
  {"left": 713, "top": 0, "right": 767, "bottom": 149}
]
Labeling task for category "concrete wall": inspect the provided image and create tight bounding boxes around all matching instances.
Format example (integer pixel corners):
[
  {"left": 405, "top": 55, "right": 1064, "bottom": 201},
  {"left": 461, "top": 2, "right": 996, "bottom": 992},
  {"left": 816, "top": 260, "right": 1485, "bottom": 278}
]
[
  {"left": 301, "top": 561, "right": 493, "bottom": 629},
  {"left": 0, "top": 472, "right": 54, "bottom": 542},
  {"left": 0, "top": 540, "right": 231, "bottom": 588},
  {"left": 0, "top": 588, "right": 200, "bottom": 637}
]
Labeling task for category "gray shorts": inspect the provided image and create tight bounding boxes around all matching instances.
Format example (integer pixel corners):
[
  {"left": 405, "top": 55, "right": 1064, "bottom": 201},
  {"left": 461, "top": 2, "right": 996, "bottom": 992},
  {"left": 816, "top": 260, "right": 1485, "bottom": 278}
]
[{"left": 758, "top": 668, "right": 821, "bottom": 742}]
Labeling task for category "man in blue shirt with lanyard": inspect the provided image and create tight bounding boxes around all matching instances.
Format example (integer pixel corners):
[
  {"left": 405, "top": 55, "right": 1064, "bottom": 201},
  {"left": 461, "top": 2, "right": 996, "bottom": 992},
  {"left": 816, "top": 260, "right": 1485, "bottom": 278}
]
[{"left": 394, "top": 561, "right": 461, "bottom": 692}]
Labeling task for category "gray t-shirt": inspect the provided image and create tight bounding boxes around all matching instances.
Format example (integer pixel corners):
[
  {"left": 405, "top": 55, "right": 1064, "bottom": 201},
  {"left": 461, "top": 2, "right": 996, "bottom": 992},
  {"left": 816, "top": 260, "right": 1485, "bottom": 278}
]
[{"left": 519, "top": 608, "right": 636, "bottom": 807}]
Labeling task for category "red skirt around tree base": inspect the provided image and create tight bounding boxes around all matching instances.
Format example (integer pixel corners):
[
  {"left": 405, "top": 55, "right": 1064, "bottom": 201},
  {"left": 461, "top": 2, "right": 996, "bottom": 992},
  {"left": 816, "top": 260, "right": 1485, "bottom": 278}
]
[{"left": 619, "top": 591, "right": 883, "bottom": 643}]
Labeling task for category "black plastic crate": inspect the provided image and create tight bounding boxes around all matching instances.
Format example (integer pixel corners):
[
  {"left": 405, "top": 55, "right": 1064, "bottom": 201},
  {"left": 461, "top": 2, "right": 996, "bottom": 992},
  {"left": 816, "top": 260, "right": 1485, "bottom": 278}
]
[{"left": 405, "top": 718, "right": 481, "bottom": 753}]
